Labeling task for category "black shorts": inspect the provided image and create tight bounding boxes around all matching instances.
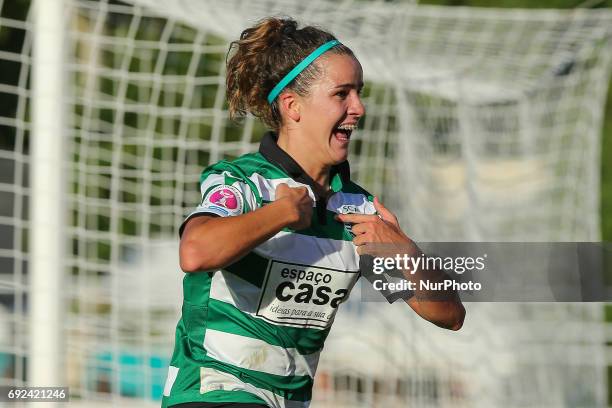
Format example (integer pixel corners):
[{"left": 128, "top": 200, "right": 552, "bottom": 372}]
[{"left": 169, "top": 403, "right": 269, "bottom": 408}]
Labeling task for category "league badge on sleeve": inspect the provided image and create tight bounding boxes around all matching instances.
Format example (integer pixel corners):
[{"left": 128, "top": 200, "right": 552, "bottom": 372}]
[{"left": 201, "top": 185, "right": 244, "bottom": 216}]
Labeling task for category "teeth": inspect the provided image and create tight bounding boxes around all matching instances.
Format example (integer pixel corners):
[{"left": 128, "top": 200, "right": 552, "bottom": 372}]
[{"left": 337, "top": 124, "right": 357, "bottom": 131}]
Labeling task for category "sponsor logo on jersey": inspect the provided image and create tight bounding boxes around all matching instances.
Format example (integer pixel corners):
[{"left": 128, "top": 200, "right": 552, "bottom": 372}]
[
  {"left": 202, "top": 185, "right": 243, "bottom": 216},
  {"left": 338, "top": 204, "right": 359, "bottom": 214},
  {"left": 338, "top": 205, "right": 361, "bottom": 237},
  {"left": 256, "top": 261, "right": 359, "bottom": 329},
  {"left": 205, "top": 204, "right": 230, "bottom": 216}
]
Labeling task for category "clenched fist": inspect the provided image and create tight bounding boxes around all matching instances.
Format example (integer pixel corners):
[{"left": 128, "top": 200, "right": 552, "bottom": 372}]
[{"left": 275, "top": 183, "right": 313, "bottom": 230}]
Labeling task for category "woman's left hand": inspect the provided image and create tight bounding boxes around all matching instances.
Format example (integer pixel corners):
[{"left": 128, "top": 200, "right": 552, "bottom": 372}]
[
  {"left": 338, "top": 197, "right": 465, "bottom": 330},
  {"left": 335, "top": 197, "right": 417, "bottom": 255}
]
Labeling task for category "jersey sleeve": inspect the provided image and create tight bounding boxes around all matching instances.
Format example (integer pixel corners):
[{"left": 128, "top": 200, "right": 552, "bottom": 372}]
[{"left": 179, "top": 164, "right": 260, "bottom": 237}]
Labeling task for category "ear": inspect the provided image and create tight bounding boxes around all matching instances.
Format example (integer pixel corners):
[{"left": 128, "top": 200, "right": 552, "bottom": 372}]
[{"left": 278, "top": 92, "right": 301, "bottom": 122}]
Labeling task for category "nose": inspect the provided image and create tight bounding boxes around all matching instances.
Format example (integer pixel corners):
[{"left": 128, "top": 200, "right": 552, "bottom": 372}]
[{"left": 348, "top": 90, "right": 365, "bottom": 118}]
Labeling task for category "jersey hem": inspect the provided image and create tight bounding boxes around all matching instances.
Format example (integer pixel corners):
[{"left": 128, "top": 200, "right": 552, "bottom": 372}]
[{"left": 162, "top": 389, "right": 268, "bottom": 408}]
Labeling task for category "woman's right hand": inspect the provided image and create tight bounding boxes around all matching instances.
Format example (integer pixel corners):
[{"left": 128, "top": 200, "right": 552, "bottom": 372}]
[
  {"left": 275, "top": 183, "right": 313, "bottom": 230},
  {"left": 180, "top": 182, "right": 313, "bottom": 272}
]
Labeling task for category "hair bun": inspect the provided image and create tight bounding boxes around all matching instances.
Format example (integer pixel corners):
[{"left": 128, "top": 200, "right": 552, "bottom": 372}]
[{"left": 280, "top": 19, "right": 297, "bottom": 36}]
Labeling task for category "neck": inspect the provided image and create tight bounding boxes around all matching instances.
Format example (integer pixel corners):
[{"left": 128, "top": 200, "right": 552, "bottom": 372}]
[{"left": 277, "top": 128, "right": 331, "bottom": 192}]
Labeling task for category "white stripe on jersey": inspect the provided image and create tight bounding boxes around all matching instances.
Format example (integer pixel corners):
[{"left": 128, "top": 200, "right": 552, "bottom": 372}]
[
  {"left": 199, "top": 367, "right": 310, "bottom": 408},
  {"left": 248, "top": 173, "right": 317, "bottom": 204},
  {"left": 254, "top": 230, "right": 360, "bottom": 271},
  {"left": 163, "top": 366, "right": 179, "bottom": 396},
  {"left": 209, "top": 269, "right": 261, "bottom": 314},
  {"left": 203, "top": 329, "right": 320, "bottom": 378}
]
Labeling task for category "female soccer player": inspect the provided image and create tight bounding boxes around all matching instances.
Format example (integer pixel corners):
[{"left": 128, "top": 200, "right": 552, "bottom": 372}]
[{"left": 162, "top": 17, "right": 465, "bottom": 408}]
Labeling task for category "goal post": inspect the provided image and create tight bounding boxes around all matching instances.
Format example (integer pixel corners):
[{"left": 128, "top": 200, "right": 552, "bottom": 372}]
[
  {"left": 0, "top": 0, "right": 611, "bottom": 406},
  {"left": 28, "top": 0, "right": 67, "bottom": 387}
]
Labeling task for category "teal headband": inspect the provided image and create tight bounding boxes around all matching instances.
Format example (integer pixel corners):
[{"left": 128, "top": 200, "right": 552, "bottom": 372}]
[{"left": 267, "top": 39, "right": 340, "bottom": 104}]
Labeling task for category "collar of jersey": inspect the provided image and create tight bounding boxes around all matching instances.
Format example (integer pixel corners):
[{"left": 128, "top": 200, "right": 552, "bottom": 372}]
[{"left": 258, "top": 131, "right": 350, "bottom": 198}]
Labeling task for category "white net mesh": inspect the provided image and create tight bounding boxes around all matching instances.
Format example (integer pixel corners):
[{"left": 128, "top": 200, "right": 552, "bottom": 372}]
[
  {"left": 0, "top": 0, "right": 31, "bottom": 388},
  {"left": 0, "top": 0, "right": 611, "bottom": 406}
]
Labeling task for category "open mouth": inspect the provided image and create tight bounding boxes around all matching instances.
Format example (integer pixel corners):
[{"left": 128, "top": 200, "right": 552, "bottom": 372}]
[{"left": 333, "top": 123, "right": 357, "bottom": 142}]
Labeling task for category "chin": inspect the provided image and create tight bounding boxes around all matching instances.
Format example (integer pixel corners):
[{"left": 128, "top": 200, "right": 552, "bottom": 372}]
[{"left": 329, "top": 150, "right": 349, "bottom": 164}]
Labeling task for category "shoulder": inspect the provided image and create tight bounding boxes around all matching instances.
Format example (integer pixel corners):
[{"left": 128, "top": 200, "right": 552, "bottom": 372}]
[
  {"left": 196, "top": 153, "right": 274, "bottom": 211},
  {"left": 200, "top": 152, "right": 284, "bottom": 183}
]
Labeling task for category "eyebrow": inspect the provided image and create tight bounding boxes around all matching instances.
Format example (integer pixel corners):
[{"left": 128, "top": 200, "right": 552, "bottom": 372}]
[{"left": 333, "top": 82, "right": 364, "bottom": 90}]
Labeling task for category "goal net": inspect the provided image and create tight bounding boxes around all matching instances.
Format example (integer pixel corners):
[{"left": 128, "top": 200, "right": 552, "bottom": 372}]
[{"left": 1, "top": 0, "right": 611, "bottom": 406}]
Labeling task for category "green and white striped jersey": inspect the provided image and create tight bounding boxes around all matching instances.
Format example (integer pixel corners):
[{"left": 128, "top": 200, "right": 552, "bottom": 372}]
[{"left": 162, "top": 132, "right": 377, "bottom": 408}]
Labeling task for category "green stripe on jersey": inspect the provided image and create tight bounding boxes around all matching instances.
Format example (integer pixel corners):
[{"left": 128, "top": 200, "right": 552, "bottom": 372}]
[
  {"left": 280, "top": 208, "right": 353, "bottom": 241},
  {"left": 163, "top": 389, "right": 268, "bottom": 408},
  {"left": 192, "top": 390, "right": 268, "bottom": 405},
  {"left": 182, "top": 271, "right": 212, "bottom": 305},
  {"left": 204, "top": 153, "right": 290, "bottom": 184},
  {"left": 225, "top": 251, "right": 269, "bottom": 288},
  {"left": 207, "top": 299, "right": 330, "bottom": 355}
]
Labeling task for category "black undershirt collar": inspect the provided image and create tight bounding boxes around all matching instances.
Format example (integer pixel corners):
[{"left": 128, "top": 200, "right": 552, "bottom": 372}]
[{"left": 258, "top": 131, "right": 350, "bottom": 224}]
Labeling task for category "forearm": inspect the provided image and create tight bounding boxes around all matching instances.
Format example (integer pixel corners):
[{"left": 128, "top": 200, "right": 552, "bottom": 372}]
[
  {"left": 406, "top": 296, "right": 465, "bottom": 331},
  {"left": 179, "top": 200, "right": 295, "bottom": 272},
  {"left": 336, "top": 200, "right": 465, "bottom": 330},
  {"left": 403, "top": 254, "right": 466, "bottom": 330}
]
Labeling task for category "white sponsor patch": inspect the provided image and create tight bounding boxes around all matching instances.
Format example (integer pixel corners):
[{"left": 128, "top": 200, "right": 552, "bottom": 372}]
[
  {"left": 201, "top": 184, "right": 244, "bottom": 216},
  {"left": 327, "top": 192, "right": 375, "bottom": 215},
  {"left": 256, "top": 261, "right": 359, "bottom": 329}
]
